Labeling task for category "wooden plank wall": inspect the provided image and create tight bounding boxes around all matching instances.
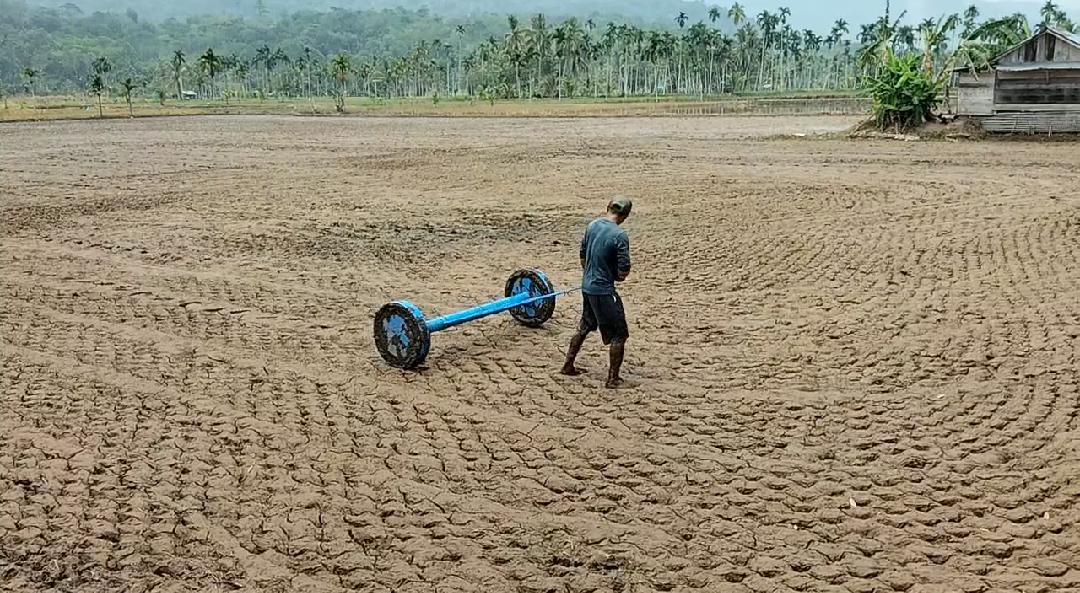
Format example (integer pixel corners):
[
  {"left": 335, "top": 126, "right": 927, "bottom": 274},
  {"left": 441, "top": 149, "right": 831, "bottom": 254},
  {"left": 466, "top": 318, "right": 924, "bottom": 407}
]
[
  {"left": 994, "top": 69, "right": 1080, "bottom": 106},
  {"left": 956, "top": 73, "right": 995, "bottom": 115}
]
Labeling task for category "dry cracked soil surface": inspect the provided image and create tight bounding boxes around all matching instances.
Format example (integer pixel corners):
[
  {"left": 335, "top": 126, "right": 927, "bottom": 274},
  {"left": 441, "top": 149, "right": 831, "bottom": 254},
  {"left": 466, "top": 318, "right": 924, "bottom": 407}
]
[{"left": 0, "top": 115, "right": 1078, "bottom": 593}]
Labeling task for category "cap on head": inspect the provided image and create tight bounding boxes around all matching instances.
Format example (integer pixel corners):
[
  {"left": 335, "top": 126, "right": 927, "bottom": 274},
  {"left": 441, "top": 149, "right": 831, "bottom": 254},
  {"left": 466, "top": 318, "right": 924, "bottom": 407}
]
[{"left": 608, "top": 197, "right": 633, "bottom": 217}]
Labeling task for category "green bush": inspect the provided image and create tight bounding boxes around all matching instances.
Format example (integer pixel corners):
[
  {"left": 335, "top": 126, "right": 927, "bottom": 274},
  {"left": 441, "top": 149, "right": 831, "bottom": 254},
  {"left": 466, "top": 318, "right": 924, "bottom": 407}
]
[{"left": 867, "top": 51, "right": 942, "bottom": 131}]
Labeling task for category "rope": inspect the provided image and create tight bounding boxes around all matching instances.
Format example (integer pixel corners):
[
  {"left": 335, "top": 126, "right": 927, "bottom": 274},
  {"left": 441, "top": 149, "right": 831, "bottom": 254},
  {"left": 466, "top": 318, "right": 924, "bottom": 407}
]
[{"left": 516, "top": 285, "right": 582, "bottom": 308}]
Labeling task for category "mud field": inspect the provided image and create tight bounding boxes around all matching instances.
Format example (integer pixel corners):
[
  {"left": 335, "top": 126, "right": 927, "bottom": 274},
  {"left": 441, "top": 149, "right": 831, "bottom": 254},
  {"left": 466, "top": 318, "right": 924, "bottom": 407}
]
[{"left": 1, "top": 115, "right": 1078, "bottom": 593}]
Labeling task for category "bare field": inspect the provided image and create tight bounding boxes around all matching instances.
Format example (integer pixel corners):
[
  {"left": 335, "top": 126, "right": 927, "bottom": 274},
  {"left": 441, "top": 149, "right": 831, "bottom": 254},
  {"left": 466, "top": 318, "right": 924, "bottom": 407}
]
[{"left": 1, "top": 115, "right": 1078, "bottom": 593}]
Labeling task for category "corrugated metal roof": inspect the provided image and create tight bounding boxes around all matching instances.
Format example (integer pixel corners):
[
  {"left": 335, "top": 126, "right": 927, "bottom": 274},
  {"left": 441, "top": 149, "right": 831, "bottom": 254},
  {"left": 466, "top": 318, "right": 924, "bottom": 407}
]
[
  {"left": 981, "top": 111, "right": 1080, "bottom": 133},
  {"left": 997, "top": 62, "right": 1080, "bottom": 71},
  {"left": 988, "top": 27, "right": 1080, "bottom": 66}
]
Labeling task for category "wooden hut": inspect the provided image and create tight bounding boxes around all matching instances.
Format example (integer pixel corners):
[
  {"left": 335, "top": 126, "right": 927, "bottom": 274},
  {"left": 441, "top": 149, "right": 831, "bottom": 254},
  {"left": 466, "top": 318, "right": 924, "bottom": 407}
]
[{"left": 953, "top": 26, "right": 1080, "bottom": 132}]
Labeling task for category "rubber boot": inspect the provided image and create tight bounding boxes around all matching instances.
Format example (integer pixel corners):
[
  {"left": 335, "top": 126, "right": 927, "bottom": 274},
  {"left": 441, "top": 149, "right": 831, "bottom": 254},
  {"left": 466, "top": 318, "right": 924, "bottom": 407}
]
[
  {"left": 605, "top": 341, "right": 625, "bottom": 388},
  {"left": 560, "top": 333, "right": 587, "bottom": 376}
]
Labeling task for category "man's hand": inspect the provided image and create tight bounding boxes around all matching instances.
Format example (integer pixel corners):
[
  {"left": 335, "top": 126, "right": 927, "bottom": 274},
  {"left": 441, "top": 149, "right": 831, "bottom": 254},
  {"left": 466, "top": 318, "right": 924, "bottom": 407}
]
[
  {"left": 617, "top": 269, "right": 630, "bottom": 282},
  {"left": 581, "top": 258, "right": 587, "bottom": 270}
]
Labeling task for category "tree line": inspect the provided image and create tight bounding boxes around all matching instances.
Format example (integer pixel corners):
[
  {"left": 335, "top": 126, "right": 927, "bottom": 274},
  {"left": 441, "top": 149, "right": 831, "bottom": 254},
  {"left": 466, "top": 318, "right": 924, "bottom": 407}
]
[{"left": 1, "top": 0, "right": 1076, "bottom": 109}]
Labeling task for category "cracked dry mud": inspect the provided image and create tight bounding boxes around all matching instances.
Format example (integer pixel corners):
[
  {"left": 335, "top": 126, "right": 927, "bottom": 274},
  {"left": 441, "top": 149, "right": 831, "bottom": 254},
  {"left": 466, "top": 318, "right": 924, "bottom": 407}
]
[{"left": 1, "top": 115, "right": 1078, "bottom": 593}]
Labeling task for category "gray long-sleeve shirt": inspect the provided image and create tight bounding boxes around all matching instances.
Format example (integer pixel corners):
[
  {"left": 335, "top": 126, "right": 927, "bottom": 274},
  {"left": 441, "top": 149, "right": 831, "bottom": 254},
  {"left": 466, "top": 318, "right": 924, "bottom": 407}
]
[{"left": 580, "top": 217, "right": 630, "bottom": 296}]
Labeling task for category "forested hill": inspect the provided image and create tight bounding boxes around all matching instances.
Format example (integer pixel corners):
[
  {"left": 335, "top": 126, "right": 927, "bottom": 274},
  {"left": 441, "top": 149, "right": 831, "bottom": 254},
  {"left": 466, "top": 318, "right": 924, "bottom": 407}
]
[
  {"left": 2, "top": 1, "right": 493, "bottom": 92},
  {"left": 4, "top": 0, "right": 730, "bottom": 95},
  {"left": 26, "top": 0, "right": 1066, "bottom": 31}
]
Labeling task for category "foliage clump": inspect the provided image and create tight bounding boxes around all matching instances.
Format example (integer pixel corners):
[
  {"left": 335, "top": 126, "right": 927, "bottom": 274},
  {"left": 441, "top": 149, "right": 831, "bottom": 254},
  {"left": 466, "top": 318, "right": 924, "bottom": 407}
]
[{"left": 866, "top": 50, "right": 941, "bottom": 132}]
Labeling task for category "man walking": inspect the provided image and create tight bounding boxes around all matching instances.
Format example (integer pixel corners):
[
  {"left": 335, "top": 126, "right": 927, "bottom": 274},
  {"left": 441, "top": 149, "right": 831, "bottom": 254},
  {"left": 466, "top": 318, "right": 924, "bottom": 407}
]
[{"left": 561, "top": 197, "right": 632, "bottom": 388}]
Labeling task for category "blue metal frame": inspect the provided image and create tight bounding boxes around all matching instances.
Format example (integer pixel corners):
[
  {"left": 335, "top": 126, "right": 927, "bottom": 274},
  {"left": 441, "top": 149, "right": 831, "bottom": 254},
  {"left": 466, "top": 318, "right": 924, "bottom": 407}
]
[
  {"left": 425, "top": 291, "right": 535, "bottom": 333},
  {"left": 375, "top": 269, "right": 578, "bottom": 369}
]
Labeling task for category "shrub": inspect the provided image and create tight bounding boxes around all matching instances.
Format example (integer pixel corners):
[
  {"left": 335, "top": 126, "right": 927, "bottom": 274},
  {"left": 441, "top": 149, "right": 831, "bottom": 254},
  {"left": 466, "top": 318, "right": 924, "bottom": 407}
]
[{"left": 867, "top": 50, "right": 942, "bottom": 131}]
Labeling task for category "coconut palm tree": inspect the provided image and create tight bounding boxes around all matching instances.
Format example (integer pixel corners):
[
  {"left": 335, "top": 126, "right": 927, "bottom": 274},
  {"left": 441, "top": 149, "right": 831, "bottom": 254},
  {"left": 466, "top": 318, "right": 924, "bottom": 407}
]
[
  {"left": 708, "top": 7, "right": 722, "bottom": 24},
  {"left": 962, "top": 5, "right": 981, "bottom": 36},
  {"left": 685, "top": 22, "right": 710, "bottom": 94},
  {"left": 757, "top": 10, "right": 778, "bottom": 88},
  {"left": 330, "top": 53, "right": 351, "bottom": 112},
  {"left": 22, "top": 68, "right": 38, "bottom": 96},
  {"left": 1040, "top": 1, "right": 1076, "bottom": 30},
  {"left": 732, "top": 23, "right": 757, "bottom": 89},
  {"left": 120, "top": 77, "right": 140, "bottom": 117},
  {"left": 271, "top": 48, "right": 290, "bottom": 97},
  {"left": 505, "top": 15, "right": 529, "bottom": 97},
  {"left": 455, "top": 24, "right": 467, "bottom": 94},
  {"left": 1041, "top": 1, "right": 1063, "bottom": 27},
  {"left": 254, "top": 45, "right": 272, "bottom": 96},
  {"left": 896, "top": 25, "right": 917, "bottom": 53},
  {"left": 530, "top": 14, "right": 551, "bottom": 97},
  {"left": 171, "top": 50, "right": 185, "bottom": 99},
  {"left": 830, "top": 19, "right": 849, "bottom": 46},
  {"left": 89, "top": 56, "right": 112, "bottom": 99},
  {"left": 858, "top": 23, "right": 875, "bottom": 44},
  {"left": 728, "top": 3, "right": 747, "bottom": 27},
  {"left": 234, "top": 59, "right": 251, "bottom": 97},
  {"left": 554, "top": 18, "right": 588, "bottom": 98},
  {"left": 198, "top": 48, "right": 222, "bottom": 98},
  {"left": 88, "top": 72, "right": 105, "bottom": 117},
  {"left": 777, "top": 7, "right": 791, "bottom": 89}
]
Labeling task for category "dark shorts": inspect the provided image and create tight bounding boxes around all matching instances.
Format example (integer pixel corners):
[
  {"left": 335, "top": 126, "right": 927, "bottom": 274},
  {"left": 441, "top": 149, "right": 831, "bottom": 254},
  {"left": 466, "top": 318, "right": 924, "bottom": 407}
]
[{"left": 579, "top": 292, "right": 629, "bottom": 345}]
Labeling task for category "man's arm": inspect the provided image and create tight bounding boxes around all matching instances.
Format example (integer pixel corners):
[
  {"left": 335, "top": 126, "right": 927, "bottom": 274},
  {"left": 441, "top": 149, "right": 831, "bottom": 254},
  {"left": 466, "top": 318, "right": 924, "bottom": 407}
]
[
  {"left": 580, "top": 232, "right": 587, "bottom": 269},
  {"left": 616, "top": 233, "right": 631, "bottom": 282}
]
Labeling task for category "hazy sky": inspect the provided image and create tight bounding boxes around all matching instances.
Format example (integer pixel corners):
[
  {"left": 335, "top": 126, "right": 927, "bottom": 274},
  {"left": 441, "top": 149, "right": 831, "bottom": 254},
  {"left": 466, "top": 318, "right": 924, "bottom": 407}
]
[
  {"left": 909, "top": 0, "right": 1080, "bottom": 16},
  {"left": 732, "top": 0, "right": 1079, "bottom": 29},
  {"left": 984, "top": 0, "right": 1080, "bottom": 5}
]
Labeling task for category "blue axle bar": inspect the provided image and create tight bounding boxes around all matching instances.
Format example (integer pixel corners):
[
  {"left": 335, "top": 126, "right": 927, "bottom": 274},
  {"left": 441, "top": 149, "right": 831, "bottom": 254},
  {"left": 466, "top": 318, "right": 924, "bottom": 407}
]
[
  {"left": 424, "top": 292, "right": 533, "bottom": 333},
  {"left": 424, "top": 286, "right": 579, "bottom": 333}
]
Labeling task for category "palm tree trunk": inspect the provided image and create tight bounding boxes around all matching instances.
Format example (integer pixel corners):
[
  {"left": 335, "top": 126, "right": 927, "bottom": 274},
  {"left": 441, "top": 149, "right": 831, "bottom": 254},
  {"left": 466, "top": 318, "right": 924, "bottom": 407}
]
[
  {"left": 536, "top": 54, "right": 543, "bottom": 97},
  {"left": 758, "top": 40, "right": 767, "bottom": 90},
  {"left": 558, "top": 60, "right": 563, "bottom": 99},
  {"left": 778, "top": 32, "right": 784, "bottom": 91}
]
